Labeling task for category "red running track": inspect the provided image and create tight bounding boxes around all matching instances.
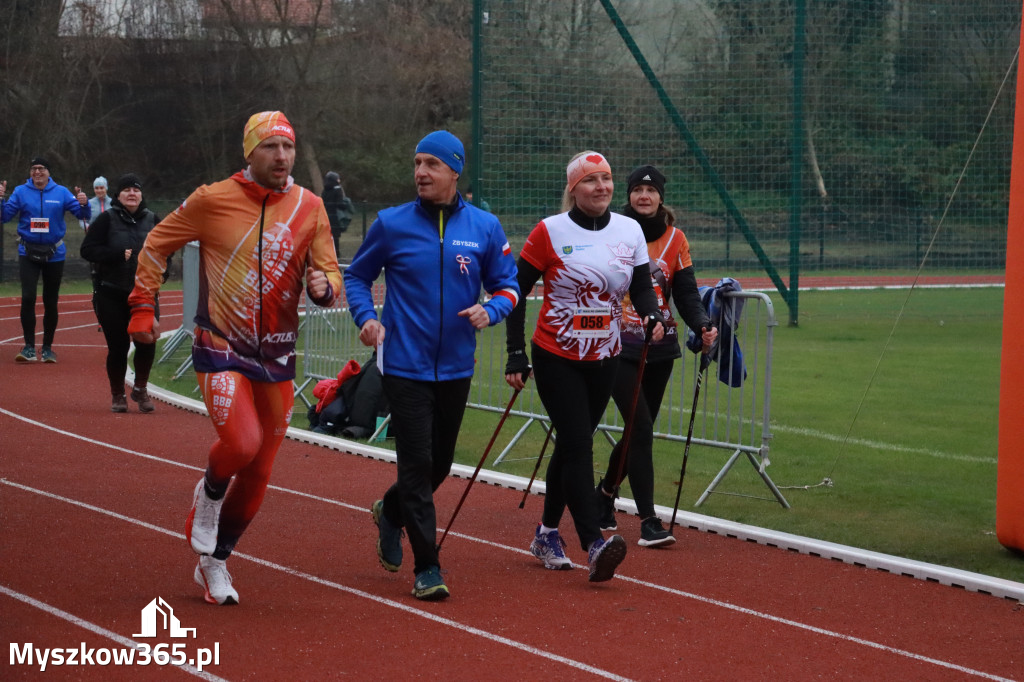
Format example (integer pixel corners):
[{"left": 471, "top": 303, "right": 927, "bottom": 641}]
[{"left": 1, "top": 289, "right": 1021, "bottom": 681}]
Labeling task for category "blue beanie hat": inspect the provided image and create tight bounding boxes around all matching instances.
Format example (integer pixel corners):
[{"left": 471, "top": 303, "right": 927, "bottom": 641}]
[{"left": 415, "top": 130, "right": 465, "bottom": 175}]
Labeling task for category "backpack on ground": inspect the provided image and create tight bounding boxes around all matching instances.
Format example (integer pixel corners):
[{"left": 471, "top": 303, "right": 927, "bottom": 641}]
[{"left": 307, "top": 353, "right": 389, "bottom": 439}]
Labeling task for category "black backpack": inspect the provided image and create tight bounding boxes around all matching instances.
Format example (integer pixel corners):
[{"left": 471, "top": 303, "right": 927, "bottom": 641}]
[{"left": 307, "top": 355, "right": 389, "bottom": 438}]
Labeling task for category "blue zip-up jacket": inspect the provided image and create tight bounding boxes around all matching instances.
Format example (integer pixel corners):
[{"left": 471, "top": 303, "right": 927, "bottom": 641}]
[
  {"left": 344, "top": 194, "right": 520, "bottom": 382},
  {"left": 1, "top": 178, "right": 91, "bottom": 261}
]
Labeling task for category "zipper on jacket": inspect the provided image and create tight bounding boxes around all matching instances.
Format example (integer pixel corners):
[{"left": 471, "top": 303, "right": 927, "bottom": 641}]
[
  {"left": 435, "top": 209, "right": 445, "bottom": 381},
  {"left": 257, "top": 194, "right": 269, "bottom": 379}
]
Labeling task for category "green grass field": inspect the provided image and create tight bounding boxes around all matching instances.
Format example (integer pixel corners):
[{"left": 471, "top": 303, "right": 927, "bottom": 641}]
[
  {"left": 446, "top": 286, "right": 1017, "bottom": 582},
  {"left": 35, "top": 275, "right": 1016, "bottom": 584}
]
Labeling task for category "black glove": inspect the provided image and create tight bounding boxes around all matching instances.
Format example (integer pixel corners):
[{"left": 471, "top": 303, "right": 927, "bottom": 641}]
[
  {"left": 645, "top": 311, "right": 667, "bottom": 339},
  {"left": 505, "top": 348, "right": 530, "bottom": 378}
]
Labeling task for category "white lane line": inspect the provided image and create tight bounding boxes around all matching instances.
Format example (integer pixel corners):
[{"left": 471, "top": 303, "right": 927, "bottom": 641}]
[
  {"left": 0, "top": 409, "right": 1017, "bottom": 680},
  {"left": 0, "top": 585, "right": 228, "bottom": 681},
  {"left": 0, "top": 479, "right": 632, "bottom": 682},
  {"left": 612, "top": 575, "right": 1014, "bottom": 681},
  {"left": 772, "top": 423, "right": 997, "bottom": 464}
]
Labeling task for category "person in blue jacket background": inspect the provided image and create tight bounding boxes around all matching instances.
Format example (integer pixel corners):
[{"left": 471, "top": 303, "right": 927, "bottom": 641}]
[
  {"left": 344, "top": 130, "right": 519, "bottom": 601},
  {"left": 1, "top": 157, "right": 90, "bottom": 363}
]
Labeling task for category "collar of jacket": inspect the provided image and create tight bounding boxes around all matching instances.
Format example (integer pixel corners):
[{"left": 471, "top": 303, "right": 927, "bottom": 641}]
[
  {"left": 415, "top": 194, "right": 462, "bottom": 223},
  {"left": 569, "top": 204, "right": 611, "bottom": 230},
  {"left": 233, "top": 169, "right": 295, "bottom": 205},
  {"left": 25, "top": 177, "right": 56, "bottom": 192}
]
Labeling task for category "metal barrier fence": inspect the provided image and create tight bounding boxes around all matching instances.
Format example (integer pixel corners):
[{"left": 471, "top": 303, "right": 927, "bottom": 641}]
[
  {"left": 157, "top": 241, "right": 199, "bottom": 379},
  {"left": 302, "top": 268, "right": 788, "bottom": 508}
]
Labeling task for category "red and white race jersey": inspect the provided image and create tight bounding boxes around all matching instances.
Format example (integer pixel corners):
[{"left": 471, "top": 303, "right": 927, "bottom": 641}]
[{"left": 521, "top": 211, "right": 649, "bottom": 361}]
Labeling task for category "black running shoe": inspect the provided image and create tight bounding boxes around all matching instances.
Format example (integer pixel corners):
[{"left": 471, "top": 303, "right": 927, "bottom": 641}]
[
  {"left": 638, "top": 516, "right": 676, "bottom": 548},
  {"left": 595, "top": 483, "right": 617, "bottom": 531}
]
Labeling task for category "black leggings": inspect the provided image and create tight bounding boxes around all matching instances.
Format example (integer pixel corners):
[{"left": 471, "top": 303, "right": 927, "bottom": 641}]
[
  {"left": 19, "top": 256, "right": 64, "bottom": 348},
  {"left": 380, "top": 374, "right": 472, "bottom": 574},
  {"left": 93, "top": 285, "right": 157, "bottom": 394},
  {"left": 532, "top": 344, "right": 618, "bottom": 551},
  {"left": 603, "top": 357, "right": 675, "bottom": 519}
]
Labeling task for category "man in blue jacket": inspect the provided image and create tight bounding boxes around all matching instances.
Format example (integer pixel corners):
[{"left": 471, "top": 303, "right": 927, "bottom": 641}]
[
  {"left": 344, "top": 130, "right": 519, "bottom": 601},
  {"left": 1, "top": 158, "right": 90, "bottom": 363}
]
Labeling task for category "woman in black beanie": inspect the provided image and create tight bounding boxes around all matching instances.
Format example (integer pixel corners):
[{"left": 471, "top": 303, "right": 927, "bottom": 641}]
[
  {"left": 594, "top": 165, "right": 717, "bottom": 547},
  {"left": 81, "top": 174, "right": 162, "bottom": 412}
]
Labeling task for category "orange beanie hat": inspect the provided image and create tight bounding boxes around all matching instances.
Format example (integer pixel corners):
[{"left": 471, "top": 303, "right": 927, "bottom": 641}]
[{"left": 243, "top": 111, "right": 295, "bottom": 158}]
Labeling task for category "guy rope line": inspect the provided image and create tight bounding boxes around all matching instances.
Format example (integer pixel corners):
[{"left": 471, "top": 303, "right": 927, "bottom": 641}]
[{"left": 822, "top": 45, "right": 1020, "bottom": 486}]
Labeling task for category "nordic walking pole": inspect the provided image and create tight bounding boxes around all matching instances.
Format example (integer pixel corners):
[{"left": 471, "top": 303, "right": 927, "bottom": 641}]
[
  {"left": 669, "top": 349, "right": 712, "bottom": 533},
  {"left": 609, "top": 321, "right": 655, "bottom": 495},
  {"left": 606, "top": 319, "right": 671, "bottom": 493},
  {"left": 438, "top": 387, "right": 522, "bottom": 550},
  {"left": 518, "top": 424, "right": 553, "bottom": 508}
]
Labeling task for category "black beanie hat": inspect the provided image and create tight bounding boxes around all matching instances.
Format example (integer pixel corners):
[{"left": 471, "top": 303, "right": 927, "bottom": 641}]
[
  {"left": 30, "top": 157, "right": 51, "bottom": 171},
  {"left": 114, "top": 173, "right": 143, "bottom": 195},
  {"left": 626, "top": 165, "right": 666, "bottom": 199}
]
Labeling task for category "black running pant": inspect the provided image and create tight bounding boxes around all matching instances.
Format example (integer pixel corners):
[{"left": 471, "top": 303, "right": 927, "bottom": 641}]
[
  {"left": 380, "top": 374, "right": 472, "bottom": 575},
  {"left": 93, "top": 285, "right": 157, "bottom": 394},
  {"left": 603, "top": 357, "right": 675, "bottom": 520},
  {"left": 18, "top": 256, "right": 64, "bottom": 348},
  {"left": 532, "top": 344, "right": 618, "bottom": 551}
]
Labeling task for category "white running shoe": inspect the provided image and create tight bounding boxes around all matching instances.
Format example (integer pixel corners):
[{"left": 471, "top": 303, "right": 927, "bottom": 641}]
[
  {"left": 194, "top": 555, "right": 239, "bottom": 605},
  {"left": 529, "top": 525, "right": 573, "bottom": 570},
  {"left": 186, "top": 479, "right": 222, "bottom": 555}
]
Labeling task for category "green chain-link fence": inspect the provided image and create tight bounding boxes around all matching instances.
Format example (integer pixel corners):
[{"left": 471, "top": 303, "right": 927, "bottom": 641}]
[{"left": 473, "top": 0, "right": 1019, "bottom": 323}]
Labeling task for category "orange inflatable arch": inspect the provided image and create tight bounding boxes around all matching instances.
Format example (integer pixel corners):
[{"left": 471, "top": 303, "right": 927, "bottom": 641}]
[{"left": 996, "top": 2, "right": 1024, "bottom": 554}]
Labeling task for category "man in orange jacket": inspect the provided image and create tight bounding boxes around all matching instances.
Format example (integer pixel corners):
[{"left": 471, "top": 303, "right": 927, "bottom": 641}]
[{"left": 128, "top": 111, "right": 342, "bottom": 605}]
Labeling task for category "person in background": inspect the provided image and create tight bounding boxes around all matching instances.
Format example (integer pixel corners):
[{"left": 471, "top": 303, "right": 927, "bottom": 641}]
[
  {"left": 504, "top": 151, "right": 664, "bottom": 583},
  {"left": 465, "top": 185, "right": 491, "bottom": 213},
  {"left": 84, "top": 176, "right": 111, "bottom": 327},
  {"left": 127, "top": 111, "right": 342, "bottom": 606},
  {"left": 321, "top": 171, "right": 354, "bottom": 256},
  {"left": 81, "top": 176, "right": 109, "bottom": 230},
  {"left": 0, "top": 157, "right": 90, "bottom": 364},
  {"left": 344, "top": 130, "right": 519, "bottom": 601},
  {"left": 81, "top": 173, "right": 163, "bottom": 413},
  {"left": 595, "top": 165, "right": 717, "bottom": 548}
]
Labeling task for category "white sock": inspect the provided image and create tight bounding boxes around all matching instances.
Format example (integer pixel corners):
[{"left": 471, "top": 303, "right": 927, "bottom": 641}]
[{"left": 539, "top": 524, "right": 558, "bottom": 535}]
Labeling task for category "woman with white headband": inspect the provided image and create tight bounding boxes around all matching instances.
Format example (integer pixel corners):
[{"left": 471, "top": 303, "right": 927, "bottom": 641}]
[{"left": 504, "top": 151, "right": 665, "bottom": 583}]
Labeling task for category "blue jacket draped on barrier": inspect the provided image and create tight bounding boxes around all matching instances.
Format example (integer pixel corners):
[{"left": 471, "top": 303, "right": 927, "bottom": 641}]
[{"left": 686, "top": 277, "right": 747, "bottom": 387}]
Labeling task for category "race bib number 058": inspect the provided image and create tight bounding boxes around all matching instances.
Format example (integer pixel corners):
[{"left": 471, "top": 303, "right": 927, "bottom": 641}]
[{"left": 571, "top": 306, "right": 613, "bottom": 338}]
